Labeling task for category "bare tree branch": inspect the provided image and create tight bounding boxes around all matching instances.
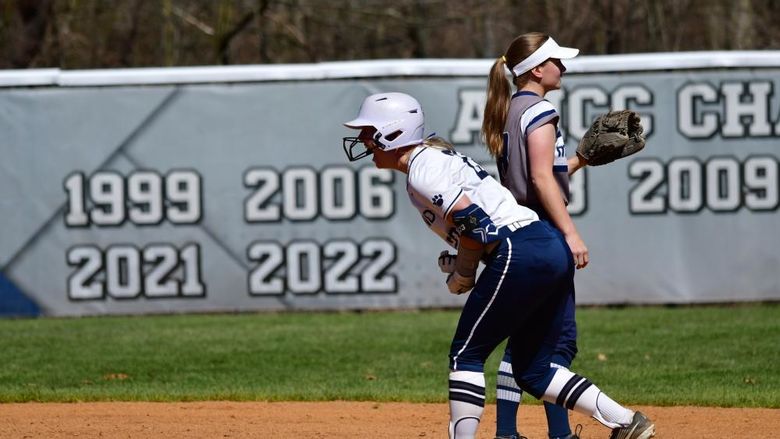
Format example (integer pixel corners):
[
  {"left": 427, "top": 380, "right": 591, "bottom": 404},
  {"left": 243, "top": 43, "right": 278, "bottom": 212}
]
[{"left": 2, "top": 0, "right": 777, "bottom": 69}]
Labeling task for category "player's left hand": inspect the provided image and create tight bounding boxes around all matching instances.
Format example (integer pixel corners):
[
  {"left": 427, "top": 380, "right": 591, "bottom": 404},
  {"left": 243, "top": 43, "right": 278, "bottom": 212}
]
[
  {"left": 577, "top": 110, "right": 645, "bottom": 166},
  {"left": 438, "top": 250, "right": 457, "bottom": 273}
]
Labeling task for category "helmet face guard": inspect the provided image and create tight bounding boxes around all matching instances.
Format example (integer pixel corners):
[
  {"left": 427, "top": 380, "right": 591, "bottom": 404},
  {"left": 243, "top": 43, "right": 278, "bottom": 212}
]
[
  {"left": 342, "top": 128, "right": 402, "bottom": 162},
  {"left": 342, "top": 136, "right": 373, "bottom": 162}
]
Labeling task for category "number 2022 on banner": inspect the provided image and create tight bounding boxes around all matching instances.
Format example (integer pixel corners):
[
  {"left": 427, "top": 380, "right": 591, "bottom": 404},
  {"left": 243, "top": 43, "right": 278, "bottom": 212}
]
[{"left": 247, "top": 239, "right": 397, "bottom": 296}]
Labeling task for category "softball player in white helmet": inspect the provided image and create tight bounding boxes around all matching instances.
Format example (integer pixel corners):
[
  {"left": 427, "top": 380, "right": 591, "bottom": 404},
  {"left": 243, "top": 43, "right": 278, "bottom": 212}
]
[{"left": 342, "top": 92, "right": 655, "bottom": 439}]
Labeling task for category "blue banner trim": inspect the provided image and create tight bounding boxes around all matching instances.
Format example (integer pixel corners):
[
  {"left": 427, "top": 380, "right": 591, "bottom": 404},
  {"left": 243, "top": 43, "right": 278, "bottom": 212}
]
[{"left": 0, "top": 272, "right": 41, "bottom": 317}]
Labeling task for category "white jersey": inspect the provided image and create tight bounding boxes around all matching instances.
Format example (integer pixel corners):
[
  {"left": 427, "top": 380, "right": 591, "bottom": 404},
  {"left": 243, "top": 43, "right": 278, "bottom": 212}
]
[{"left": 406, "top": 146, "right": 539, "bottom": 249}]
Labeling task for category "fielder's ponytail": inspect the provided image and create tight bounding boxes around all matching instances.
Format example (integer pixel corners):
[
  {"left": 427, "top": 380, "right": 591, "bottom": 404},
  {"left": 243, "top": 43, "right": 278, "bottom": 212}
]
[
  {"left": 482, "top": 32, "right": 550, "bottom": 158},
  {"left": 482, "top": 56, "right": 512, "bottom": 158}
]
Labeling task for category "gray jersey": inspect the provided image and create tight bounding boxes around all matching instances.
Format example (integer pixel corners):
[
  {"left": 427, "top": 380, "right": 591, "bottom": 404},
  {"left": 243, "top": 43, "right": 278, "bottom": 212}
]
[{"left": 498, "top": 91, "right": 570, "bottom": 210}]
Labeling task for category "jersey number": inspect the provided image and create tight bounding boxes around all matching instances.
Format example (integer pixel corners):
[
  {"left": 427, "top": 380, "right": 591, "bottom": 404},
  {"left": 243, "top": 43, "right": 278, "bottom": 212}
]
[{"left": 442, "top": 150, "right": 488, "bottom": 180}]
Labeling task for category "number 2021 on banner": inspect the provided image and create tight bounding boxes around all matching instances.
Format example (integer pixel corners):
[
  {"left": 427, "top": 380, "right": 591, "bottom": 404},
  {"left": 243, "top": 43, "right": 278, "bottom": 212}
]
[
  {"left": 63, "top": 170, "right": 202, "bottom": 227},
  {"left": 67, "top": 243, "right": 205, "bottom": 300}
]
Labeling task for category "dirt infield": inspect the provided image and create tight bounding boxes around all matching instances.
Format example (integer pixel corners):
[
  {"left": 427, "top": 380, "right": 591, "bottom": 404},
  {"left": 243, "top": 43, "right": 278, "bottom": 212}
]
[{"left": 0, "top": 401, "right": 777, "bottom": 438}]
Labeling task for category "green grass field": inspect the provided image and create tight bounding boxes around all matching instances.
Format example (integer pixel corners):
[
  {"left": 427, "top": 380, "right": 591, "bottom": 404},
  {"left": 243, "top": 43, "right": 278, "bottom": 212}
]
[{"left": 0, "top": 304, "right": 777, "bottom": 407}]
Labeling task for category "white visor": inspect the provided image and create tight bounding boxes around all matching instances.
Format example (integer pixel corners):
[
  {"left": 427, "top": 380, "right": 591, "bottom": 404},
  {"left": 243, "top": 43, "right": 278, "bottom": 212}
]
[{"left": 510, "top": 37, "right": 579, "bottom": 77}]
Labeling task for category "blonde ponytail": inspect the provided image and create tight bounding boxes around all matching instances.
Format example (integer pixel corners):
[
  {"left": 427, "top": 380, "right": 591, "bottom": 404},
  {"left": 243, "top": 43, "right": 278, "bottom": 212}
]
[
  {"left": 481, "top": 56, "right": 512, "bottom": 158},
  {"left": 482, "top": 33, "right": 550, "bottom": 158}
]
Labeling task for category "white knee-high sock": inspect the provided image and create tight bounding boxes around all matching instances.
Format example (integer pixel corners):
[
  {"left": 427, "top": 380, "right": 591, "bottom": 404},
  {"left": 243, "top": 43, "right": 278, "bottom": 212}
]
[
  {"left": 540, "top": 368, "right": 634, "bottom": 429},
  {"left": 449, "top": 370, "right": 485, "bottom": 439}
]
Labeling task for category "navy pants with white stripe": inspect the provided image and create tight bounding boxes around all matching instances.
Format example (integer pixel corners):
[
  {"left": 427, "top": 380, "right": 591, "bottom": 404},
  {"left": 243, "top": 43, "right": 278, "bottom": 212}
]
[
  {"left": 449, "top": 220, "right": 573, "bottom": 396},
  {"left": 535, "top": 214, "right": 578, "bottom": 365}
]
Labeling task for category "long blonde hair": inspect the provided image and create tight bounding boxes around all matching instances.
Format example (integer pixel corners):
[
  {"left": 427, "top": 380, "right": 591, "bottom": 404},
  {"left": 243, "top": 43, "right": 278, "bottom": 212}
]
[
  {"left": 482, "top": 32, "right": 549, "bottom": 158},
  {"left": 423, "top": 136, "right": 455, "bottom": 150}
]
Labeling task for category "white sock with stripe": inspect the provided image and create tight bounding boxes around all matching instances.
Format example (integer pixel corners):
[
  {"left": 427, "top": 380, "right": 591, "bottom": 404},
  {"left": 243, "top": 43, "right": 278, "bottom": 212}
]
[
  {"left": 541, "top": 368, "right": 634, "bottom": 429},
  {"left": 448, "top": 370, "right": 485, "bottom": 439},
  {"left": 496, "top": 359, "right": 523, "bottom": 404},
  {"left": 495, "top": 359, "right": 522, "bottom": 436}
]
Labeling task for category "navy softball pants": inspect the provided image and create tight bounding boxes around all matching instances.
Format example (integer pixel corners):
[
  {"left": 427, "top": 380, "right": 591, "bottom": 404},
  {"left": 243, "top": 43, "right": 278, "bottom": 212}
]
[{"left": 448, "top": 220, "right": 575, "bottom": 398}]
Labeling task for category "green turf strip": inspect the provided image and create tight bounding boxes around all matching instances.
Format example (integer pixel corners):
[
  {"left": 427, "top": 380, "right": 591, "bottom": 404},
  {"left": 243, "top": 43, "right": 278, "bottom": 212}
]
[{"left": 0, "top": 304, "right": 777, "bottom": 407}]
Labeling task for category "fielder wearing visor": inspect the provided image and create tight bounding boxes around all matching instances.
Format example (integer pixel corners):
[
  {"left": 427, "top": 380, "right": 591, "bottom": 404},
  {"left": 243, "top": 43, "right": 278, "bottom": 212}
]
[{"left": 507, "top": 37, "right": 579, "bottom": 77}]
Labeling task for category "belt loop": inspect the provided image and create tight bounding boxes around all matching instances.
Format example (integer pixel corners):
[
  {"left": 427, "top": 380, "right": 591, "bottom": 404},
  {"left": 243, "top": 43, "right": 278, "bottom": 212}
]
[{"left": 501, "top": 220, "right": 527, "bottom": 235}]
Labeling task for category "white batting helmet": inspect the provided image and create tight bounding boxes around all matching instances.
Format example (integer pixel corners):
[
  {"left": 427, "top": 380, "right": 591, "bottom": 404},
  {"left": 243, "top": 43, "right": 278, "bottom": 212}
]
[{"left": 343, "top": 92, "right": 425, "bottom": 161}]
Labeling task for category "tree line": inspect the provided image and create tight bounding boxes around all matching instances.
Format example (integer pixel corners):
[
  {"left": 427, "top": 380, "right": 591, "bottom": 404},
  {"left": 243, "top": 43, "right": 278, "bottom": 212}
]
[{"left": 2, "top": 0, "right": 778, "bottom": 69}]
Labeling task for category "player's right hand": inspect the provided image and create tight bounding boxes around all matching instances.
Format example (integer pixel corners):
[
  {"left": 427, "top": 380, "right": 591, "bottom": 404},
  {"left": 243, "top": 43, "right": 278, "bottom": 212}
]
[{"left": 446, "top": 271, "right": 475, "bottom": 295}]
